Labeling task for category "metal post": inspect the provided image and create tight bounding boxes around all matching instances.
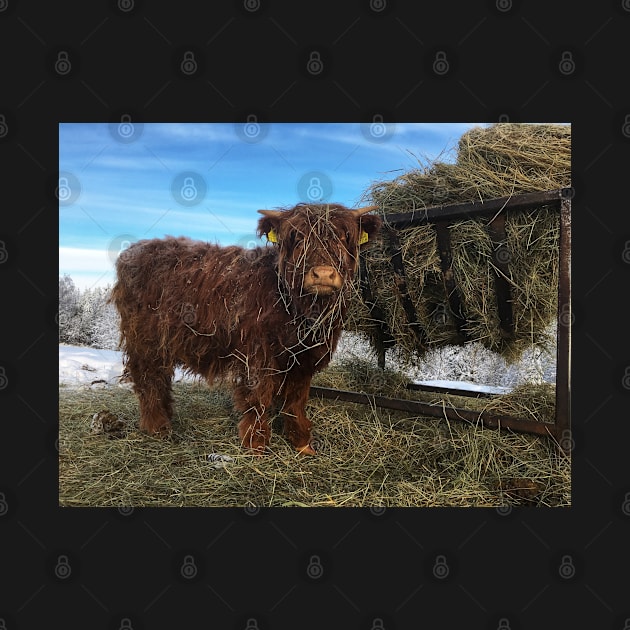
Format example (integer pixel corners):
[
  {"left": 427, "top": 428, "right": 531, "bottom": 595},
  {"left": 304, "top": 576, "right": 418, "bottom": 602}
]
[{"left": 554, "top": 191, "right": 572, "bottom": 450}]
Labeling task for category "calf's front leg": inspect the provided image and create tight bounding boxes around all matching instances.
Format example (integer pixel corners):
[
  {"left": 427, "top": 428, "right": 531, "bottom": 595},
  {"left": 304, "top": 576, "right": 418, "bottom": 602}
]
[{"left": 279, "top": 377, "right": 316, "bottom": 455}]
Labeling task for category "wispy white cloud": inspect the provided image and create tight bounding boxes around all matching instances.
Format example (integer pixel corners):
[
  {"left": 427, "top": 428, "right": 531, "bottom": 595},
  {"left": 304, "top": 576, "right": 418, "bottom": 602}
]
[
  {"left": 61, "top": 269, "right": 116, "bottom": 291},
  {"left": 148, "top": 122, "right": 237, "bottom": 143},
  {"left": 59, "top": 247, "right": 115, "bottom": 272},
  {"left": 282, "top": 122, "right": 485, "bottom": 151},
  {"left": 59, "top": 247, "right": 118, "bottom": 290}
]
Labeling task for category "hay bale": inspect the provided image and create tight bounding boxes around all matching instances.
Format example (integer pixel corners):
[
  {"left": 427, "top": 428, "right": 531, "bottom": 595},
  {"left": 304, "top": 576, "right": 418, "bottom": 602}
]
[{"left": 347, "top": 123, "right": 570, "bottom": 362}]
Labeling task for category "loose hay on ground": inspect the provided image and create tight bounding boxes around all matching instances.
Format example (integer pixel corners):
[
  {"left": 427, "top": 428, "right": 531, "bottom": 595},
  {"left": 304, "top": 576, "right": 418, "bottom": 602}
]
[{"left": 59, "top": 373, "right": 570, "bottom": 507}]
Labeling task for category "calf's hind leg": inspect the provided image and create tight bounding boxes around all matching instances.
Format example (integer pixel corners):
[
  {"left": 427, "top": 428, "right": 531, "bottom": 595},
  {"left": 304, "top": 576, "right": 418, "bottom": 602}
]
[{"left": 233, "top": 381, "right": 273, "bottom": 454}]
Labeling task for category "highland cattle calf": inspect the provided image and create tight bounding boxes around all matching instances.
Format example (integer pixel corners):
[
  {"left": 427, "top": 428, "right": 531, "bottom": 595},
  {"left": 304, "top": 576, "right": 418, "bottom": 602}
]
[{"left": 111, "top": 203, "right": 381, "bottom": 454}]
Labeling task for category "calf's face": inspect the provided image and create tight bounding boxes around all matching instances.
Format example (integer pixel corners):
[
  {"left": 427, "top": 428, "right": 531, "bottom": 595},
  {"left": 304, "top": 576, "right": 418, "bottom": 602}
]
[{"left": 258, "top": 204, "right": 381, "bottom": 297}]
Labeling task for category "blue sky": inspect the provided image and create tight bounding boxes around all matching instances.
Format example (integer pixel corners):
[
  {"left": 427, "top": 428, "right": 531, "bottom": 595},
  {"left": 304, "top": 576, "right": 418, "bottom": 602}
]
[{"left": 59, "top": 122, "right": 488, "bottom": 289}]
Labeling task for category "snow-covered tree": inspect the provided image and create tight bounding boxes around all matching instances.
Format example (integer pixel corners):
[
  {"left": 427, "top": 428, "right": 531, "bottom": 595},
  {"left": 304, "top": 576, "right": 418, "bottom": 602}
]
[
  {"left": 404, "top": 340, "right": 551, "bottom": 388},
  {"left": 90, "top": 288, "right": 120, "bottom": 350},
  {"left": 58, "top": 277, "right": 120, "bottom": 349},
  {"left": 58, "top": 275, "right": 81, "bottom": 344}
]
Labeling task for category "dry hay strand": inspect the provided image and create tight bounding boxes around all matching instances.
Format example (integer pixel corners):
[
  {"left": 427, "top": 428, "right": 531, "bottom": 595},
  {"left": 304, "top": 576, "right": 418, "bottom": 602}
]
[
  {"left": 477, "top": 382, "right": 557, "bottom": 424},
  {"left": 59, "top": 373, "right": 569, "bottom": 507},
  {"left": 313, "top": 355, "right": 411, "bottom": 397},
  {"left": 346, "top": 123, "right": 570, "bottom": 363}
]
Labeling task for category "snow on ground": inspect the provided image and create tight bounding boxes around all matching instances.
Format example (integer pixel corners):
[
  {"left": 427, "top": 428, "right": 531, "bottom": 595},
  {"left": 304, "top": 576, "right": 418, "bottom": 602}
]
[
  {"left": 59, "top": 344, "right": 197, "bottom": 388},
  {"left": 60, "top": 331, "right": 555, "bottom": 393},
  {"left": 410, "top": 379, "right": 510, "bottom": 395},
  {"left": 59, "top": 344, "right": 126, "bottom": 387},
  {"left": 334, "top": 332, "right": 555, "bottom": 389}
]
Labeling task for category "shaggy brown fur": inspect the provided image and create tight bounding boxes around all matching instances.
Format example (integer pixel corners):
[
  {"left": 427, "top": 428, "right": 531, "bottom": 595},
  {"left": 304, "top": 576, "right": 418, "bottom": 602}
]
[{"left": 110, "top": 203, "right": 381, "bottom": 454}]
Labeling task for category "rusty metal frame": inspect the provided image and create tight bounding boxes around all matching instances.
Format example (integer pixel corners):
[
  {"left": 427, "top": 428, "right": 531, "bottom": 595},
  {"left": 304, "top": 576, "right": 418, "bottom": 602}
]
[{"left": 310, "top": 188, "right": 571, "bottom": 450}]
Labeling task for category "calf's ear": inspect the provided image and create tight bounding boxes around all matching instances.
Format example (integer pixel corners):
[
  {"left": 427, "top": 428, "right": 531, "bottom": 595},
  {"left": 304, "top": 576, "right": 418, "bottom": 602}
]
[
  {"left": 257, "top": 209, "right": 283, "bottom": 242},
  {"left": 358, "top": 213, "right": 382, "bottom": 248}
]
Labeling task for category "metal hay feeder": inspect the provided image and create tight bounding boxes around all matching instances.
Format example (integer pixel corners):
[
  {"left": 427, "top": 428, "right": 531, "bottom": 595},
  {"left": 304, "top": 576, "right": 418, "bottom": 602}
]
[{"left": 310, "top": 189, "right": 571, "bottom": 451}]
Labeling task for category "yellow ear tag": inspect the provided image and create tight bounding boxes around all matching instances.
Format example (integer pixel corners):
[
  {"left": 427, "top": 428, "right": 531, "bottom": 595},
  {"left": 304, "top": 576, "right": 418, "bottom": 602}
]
[
  {"left": 359, "top": 230, "right": 369, "bottom": 245},
  {"left": 267, "top": 229, "right": 278, "bottom": 243}
]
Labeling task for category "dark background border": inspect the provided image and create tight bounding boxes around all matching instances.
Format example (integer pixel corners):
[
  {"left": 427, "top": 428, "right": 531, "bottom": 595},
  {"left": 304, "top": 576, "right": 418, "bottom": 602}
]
[{"left": 2, "top": 1, "right": 629, "bottom": 628}]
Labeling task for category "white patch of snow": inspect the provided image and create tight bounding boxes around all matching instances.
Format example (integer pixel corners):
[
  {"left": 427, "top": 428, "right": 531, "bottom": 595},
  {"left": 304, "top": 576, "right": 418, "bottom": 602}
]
[
  {"left": 411, "top": 379, "right": 510, "bottom": 395},
  {"left": 59, "top": 344, "right": 125, "bottom": 387},
  {"left": 58, "top": 344, "right": 198, "bottom": 389}
]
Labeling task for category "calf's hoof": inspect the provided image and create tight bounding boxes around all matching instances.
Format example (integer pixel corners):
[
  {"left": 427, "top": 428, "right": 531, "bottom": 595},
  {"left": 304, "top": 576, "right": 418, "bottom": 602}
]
[
  {"left": 295, "top": 443, "right": 316, "bottom": 456},
  {"left": 247, "top": 445, "right": 267, "bottom": 457},
  {"left": 141, "top": 420, "right": 172, "bottom": 438},
  {"left": 238, "top": 422, "right": 269, "bottom": 455}
]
